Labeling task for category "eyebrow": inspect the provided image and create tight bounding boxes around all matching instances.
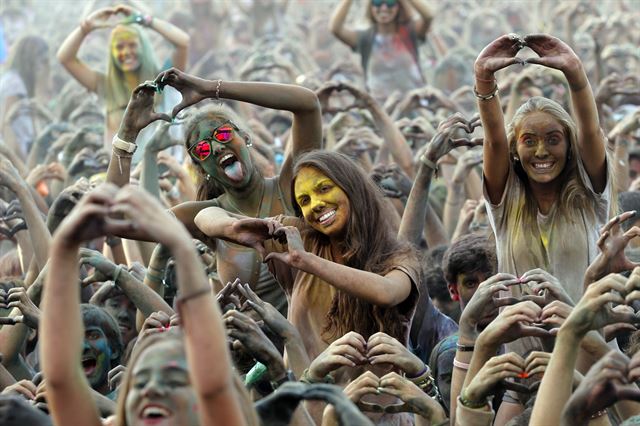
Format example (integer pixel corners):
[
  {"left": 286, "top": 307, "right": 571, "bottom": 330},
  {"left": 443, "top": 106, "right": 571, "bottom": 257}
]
[
  {"left": 519, "top": 129, "right": 564, "bottom": 137},
  {"left": 134, "top": 365, "right": 189, "bottom": 376}
]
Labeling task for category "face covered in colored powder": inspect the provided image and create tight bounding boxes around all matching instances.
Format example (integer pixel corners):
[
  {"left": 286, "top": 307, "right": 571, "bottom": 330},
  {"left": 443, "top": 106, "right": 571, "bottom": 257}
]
[
  {"left": 188, "top": 119, "right": 253, "bottom": 189},
  {"left": 103, "top": 293, "right": 137, "bottom": 346},
  {"left": 111, "top": 26, "right": 141, "bottom": 72},
  {"left": 125, "top": 341, "right": 199, "bottom": 426},
  {"left": 82, "top": 326, "right": 117, "bottom": 391},
  {"left": 294, "top": 166, "right": 351, "bottom": 239}
]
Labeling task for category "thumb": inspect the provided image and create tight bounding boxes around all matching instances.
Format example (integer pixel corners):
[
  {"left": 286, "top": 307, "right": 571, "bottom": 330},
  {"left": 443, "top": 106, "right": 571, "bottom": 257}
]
[
  {"left": 524, "top": 57, "right": 546, "bottom": 66},
  {"left": 264, "top": 252, "right": 286, "bottom": 264},
  {"left": 172, "top": 101, "right": 189, "bottom": 119},
  {"left": 150, "top": 113, "right": 172, "bottom": 124}
]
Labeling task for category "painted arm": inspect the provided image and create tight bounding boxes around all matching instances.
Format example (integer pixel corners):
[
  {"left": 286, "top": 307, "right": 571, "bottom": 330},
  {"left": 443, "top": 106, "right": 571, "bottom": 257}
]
[
  {"left": 474, "top": 35, "right": 523, "bottom": 204},
  {"left": 524, "top": 34, "right": 607, "bottom": 193},
  {"left": 328, "top": 0, "right": 358, "bottom": 49}
]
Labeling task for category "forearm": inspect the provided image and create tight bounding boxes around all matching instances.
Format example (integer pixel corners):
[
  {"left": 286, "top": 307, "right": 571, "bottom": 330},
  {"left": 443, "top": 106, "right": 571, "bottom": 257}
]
[
  {"left": 194, "top": 207, "right": 241, "bottom": 241},
  {"left": 140, "top": 150, "right": 161, "bottom": 199},
  {"left": 398, "top": 163, "right": 434, "bottom": 245},
  {"left": 530, "top": 328, "right": 582, "bottom": 425},
  {"left": 299, "top": 253, "right": 410, "bottom": 308},
  {"left": 283, "top": 331, "right": 311, "bottom": 378},
  {"left": 613, "top": 137, "right": 629, "bottom": 192},
  {"left": 407, "top": 0, "right": 433, "bottom": 29},
  {"left": 0, "top": 310, "right": 29, "bottom": 365},
  {"left": 424, "top": 202, "right": 448, "bottom": 248},
  {"left": 443, "top": 186, "right": 465, "bottom": 238},
  {"left": 370, "top": 103, "right": 414, "bottom": 177},
  {"left": 14, "top": 185, "right": 51, "bottom": 270},
  {"left": 41, "top": 245, "right": 101, "bottom": 426},
  {"left": 148, "top": 18, "right": 189, "bottom": 70},
  {"left": 450, "top": 347, "right": 474, "bottom": 426},
  {"left": 117, "top": 273, "right": 174, "bottom": 318},
  {"left": 56, "top": 26, "right": 86, "bottom": 68},
  {"left": 465, "top": 169, "right": 483, "bottom": 201},
  {"left": 172, "top": 241, "right": 244, "bottom": 425},
  {"left": 329, "top": 0, "right": 352, "bottom": 34}
]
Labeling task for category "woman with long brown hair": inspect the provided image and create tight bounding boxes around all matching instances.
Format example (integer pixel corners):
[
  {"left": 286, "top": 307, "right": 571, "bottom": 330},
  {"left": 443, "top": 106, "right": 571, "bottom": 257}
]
[{"left": 195, "top": 150, "right": 420, "bottom": 361}]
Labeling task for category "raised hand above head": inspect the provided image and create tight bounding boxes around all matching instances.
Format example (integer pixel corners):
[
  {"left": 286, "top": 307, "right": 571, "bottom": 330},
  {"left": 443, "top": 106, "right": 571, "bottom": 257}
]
[
  {"left": 523, "top": 34, "right": 582, "bottom": 84},
  {"left": 474, "top": 33, "right": 526, "bottom": 80},
  {"left": 155, "top": 68, "right": 212, "bottom": 118},
  {"left": 422, "top": 113, "right": 483, "bottom": 166},
  {"left": 117, "top": 82, "right": 171, "bottom": 141}
]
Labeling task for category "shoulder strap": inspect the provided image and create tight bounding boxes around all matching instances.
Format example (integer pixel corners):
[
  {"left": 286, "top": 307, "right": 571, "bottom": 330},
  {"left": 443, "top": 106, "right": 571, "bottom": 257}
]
[{"left": 357, "top": 28, "right": 376, "bottom": 74}]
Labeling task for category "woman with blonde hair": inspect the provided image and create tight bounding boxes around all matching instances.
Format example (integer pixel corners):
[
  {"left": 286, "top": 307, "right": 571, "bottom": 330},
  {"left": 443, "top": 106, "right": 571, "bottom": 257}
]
[{"left": 57, "top": 4, "right": 189, "bottom": 152}]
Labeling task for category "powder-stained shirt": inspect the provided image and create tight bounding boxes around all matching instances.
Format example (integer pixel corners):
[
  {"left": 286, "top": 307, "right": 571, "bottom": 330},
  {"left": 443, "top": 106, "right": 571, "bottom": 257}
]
[{"left": 263, "top": 215, "right": 420, "bottom": 362}]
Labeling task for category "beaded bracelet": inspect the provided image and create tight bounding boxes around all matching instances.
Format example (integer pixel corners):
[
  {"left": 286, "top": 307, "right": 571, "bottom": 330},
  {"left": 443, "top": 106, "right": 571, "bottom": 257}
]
[
  {"left": 299, "top": 368, "right": 334, "bottom": 384},
  {"left": 459, "top": 390, "right": 488, "bottom": 409},
  {"left": 473, "top": 84, "right": 499, "bottom": 101}
]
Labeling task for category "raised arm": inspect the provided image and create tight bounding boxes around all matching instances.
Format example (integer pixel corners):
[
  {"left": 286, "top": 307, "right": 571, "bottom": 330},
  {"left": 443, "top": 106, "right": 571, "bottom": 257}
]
[
  {"left": 474, "top": 34, "right": 525, "bottom": 204},
  {"left": 400, "top": 0, "right": 433, "bottom": 39},
  {"left": 56, "top": 7, "right": 116, "bottom": 92},
  {"left": 110, "top": 185, "right": 245, "bottom": 426},
  {"left": 524, "top": 34, "right": 607, "bottom": 192},
  {"left": 399, "top": 114, "right": 482, "bottom": 245},
  {"left": 329, "top": 0, "right": 358, "bottom": 49}
]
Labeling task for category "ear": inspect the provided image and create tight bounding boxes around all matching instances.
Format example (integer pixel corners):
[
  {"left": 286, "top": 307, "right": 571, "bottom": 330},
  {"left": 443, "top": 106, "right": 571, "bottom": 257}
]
[{"left": 447, "top": 283, "right": 460, "bottom": 302}]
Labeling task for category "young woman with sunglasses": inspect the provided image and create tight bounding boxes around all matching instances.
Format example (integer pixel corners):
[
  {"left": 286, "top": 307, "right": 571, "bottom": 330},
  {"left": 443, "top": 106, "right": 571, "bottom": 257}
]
[
  {"left": 329, "top": 0, "right": 433, "bottom": 103},
  {"left": 109, "top": 68, "right": 322, "bottom": 316}
]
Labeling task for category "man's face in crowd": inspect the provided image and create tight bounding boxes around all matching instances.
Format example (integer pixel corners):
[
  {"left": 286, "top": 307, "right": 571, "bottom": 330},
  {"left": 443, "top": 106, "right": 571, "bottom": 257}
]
[
  {"left": 103, "top": 294, "right": 137, "bottom": 346},
  {"left": 449, "top": 271, "right": 491, "bottom": 314},
  {"left": 82, "top": 326, "right": 116, "bottom": 392}
]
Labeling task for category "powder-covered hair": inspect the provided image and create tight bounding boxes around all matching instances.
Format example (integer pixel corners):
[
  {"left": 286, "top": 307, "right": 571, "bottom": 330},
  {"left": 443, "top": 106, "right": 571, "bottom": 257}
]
[
  {"left": 6, "top": 35, "right": 49, "bottom": 97},
  {"left": 105, "top": 25, "right": 159, "bottom": 115},
  {"left": 291, "top": 150, "right": 418, "bottom": 342},
  {"left": 507, "top": 96, "right": 614, "bottom": 229}
]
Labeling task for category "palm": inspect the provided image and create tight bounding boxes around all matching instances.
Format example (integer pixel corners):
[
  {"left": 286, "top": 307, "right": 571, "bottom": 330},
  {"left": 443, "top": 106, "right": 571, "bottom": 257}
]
[
  {"left": 524, "top": 34, "right": 579, "bottom": 72},
  {"left": 475, "top": 34, "right": 523, "bottom": 76}
]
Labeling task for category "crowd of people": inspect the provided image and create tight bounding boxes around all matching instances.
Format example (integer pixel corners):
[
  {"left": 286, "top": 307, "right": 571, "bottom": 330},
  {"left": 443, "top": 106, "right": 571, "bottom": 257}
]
[{"left": 0, "top": 0, "right": 639, "bottom": 425}]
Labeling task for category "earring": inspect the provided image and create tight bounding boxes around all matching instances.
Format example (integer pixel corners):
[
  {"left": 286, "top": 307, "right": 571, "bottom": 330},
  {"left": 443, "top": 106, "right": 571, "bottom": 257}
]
[
  {"left": 513, "top": 156, "right": 520, "bottom": 162},
  {"left": 246, "top": 138, "right": 253, "bottom": 148},
  {"left": 206, "top": 175, "right": 210, "bottom": 181}
]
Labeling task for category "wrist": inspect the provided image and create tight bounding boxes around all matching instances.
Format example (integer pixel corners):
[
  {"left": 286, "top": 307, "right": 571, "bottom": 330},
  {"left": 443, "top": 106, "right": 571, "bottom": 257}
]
[
  {"left": 117, "top": 128, "right": 139, "bottom": 143},
  {"left": 267, "top": 360, "right": 287, "bottom": 381},
  {"left": 475, "top": 333, "right": 499, "bottom": 356}
]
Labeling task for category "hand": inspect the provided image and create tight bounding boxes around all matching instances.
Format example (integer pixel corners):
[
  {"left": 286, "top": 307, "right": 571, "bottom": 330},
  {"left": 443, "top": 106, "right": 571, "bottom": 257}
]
[
  {"left": 423, "top": 114, "right": 482, "bottom": 165},
  {"left": 108, "top": 184, "right": 192, "bottom": 247},
  {"left": 139, "top": 311, "right": 172, "bottom": 339},
  {"left": 519, "top": 268, "right": 574, "bottom": 306},
  {"left": 524, "top": 34, "right": 583, "bottom": 86},
  {"left": 263, "top": 226, "right": 307, "bottom": 268},
  {"left": 236, "top": 282, "right": 298, "bottom": 340},
  {"left": 369, "top": 164, "right": 412, "bottom": 199},
  {"left": 157, "top": 152, "right": 187, "bottom": 179},
  {"left": 451, "top": 148, "right": 483, "bottom": 185},
  {"left": 343, "top": 371, "right": 381, "bottom": 412},
  {"left": 0, "top": 154, "right": 27, "bottom": 193},
  {"left": 464, "top": 352, "right": 526, "bottom": 403},
  {"left": 117, "top": 82, "right": 171, "bottom": 141},
  {"left": 108, "top": 364, "right": 126, "bottom": 391},
  {"left": 224, "top": 309, "right": 285, "bottom": 380},
  {"left": 458, "top": 272, "right": 521, "bottom": 342},
  {"left": 474, "top": 33, "right": 525, "bottom": 80},
  {"left": 0, "top": 379, "right": 37, "bottom": 400},
  {"left": 603, "top": 305, "right": 637, "bottom": 342},
  {"left": 539, "top": 300, "right": 574, "bottom": 331},
  {"left": 25, "top": 162, "right": 67, "bottom": 187},
  {"left": 7, "top": 287, "right": 41, "bottom": 329},
  {"left": 565, "top": 350, "right": 640, "bottom": 421},
  {"left": 378, "top": 372, "right": 447, "bottom": 421},
  {"left": 366, "top": 332, "right": 424, "bottom": 376},
  {"left": 144, "top": 122, "right": 181, "bottom": 154},
  {"left": 79, "top": 249, "right": 119, "bottom": 285},
  {"left": 478, "top": 301, "right": 552, "bottom": 348},
  {"left": 84, "top": 7, "right": 119, "bottom": 31},
  {"left": 308, "top": 331, "right": 367, "bottom": 380},
  {"left": 53, "top": 183, "right": 120, "bottom": 248},
  {"left": 230, "top": 218, "right": 281, "bottom": 258},
  {"left": 216, "top": 278, "right": 242, "bottom": 311},
  {"left": 609, "top": 109, "right": 640, "bottom": 140},
  {"left": 315, "top": 81, "right": 368, "bottom": 114},
  {"left": 155, "top": 68, "right": 212, "bottom": 118},
  {"left": 564, "top": 273, "right": 638, "bottom": 336}
]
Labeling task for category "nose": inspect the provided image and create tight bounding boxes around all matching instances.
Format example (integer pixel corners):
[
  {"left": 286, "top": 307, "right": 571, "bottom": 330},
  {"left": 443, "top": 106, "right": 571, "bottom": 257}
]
[
  {"left": 142, "top": 376, "right": 168, "bottom": 398},
  {"left": 311, "top": 197, "right": 326, "bottom": 212},
  {"left": 534, "top": 141, "right": 548, "bottom": 158}
]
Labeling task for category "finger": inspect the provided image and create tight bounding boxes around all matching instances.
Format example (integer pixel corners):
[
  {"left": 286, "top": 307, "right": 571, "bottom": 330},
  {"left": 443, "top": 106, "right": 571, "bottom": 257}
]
[{"left": 149, "top": 113, "right": 172, "bottom": 124}]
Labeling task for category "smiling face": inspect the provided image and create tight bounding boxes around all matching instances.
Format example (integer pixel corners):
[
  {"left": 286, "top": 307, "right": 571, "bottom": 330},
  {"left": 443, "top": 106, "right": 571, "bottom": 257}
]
[
  {"left": 111, "top": 27, "right": 141, "bottom": 72},
  {"left": 189, "top": 119, "right": 253, "bottom": 189},
  {"left": 82, "top": 326, "right": 116, "bottom": 391},
  {"left": 294, "top": 166, "right": 351, "bottom": 239},
  {"left": 515, "top": 111, "right": 569, "bottom": 185},
  {"left": 125, "top": 341, "right": 199, "bottom": 426}
]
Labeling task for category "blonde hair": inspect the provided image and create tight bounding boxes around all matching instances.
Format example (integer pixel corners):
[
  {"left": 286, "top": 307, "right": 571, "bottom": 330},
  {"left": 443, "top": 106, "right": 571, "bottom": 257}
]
[{"left": 506, "top": 96, "right": 613, "bottom": 229}]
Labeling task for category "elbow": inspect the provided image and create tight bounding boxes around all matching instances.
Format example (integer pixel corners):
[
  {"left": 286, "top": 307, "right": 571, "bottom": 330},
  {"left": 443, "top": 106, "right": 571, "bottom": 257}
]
[{"left": 298, "top": 88, "right": 321, "bottom": 113}]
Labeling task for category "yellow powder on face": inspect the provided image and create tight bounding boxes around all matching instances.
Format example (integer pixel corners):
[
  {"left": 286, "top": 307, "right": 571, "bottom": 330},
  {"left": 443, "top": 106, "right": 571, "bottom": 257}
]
[{"left": 110, "top": 26, "right": 139, "bottom": 60}]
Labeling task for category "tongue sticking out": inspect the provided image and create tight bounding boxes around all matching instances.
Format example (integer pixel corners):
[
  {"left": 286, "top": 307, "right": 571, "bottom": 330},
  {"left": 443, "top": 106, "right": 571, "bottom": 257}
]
[{"left": 223, "top": 161, "right": 244, "bottom": 182}]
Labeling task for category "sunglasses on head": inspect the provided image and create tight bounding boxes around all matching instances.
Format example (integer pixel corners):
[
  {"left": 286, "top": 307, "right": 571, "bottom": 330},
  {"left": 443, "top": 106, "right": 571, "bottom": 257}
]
[
  {"left": 372, "top": 0, "right": 397, "bottom": 7},
  {"left": 189, "top": 122, "right": 238, "bottom": 161}
]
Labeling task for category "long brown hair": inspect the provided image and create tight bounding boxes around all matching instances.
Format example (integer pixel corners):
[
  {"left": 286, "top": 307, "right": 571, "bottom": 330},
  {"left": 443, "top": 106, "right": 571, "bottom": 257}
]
[
  {"left": 291, "top": 151, "right": 417, "bottom": 342},
  {"left": 114, "top": 329, "right": 258, "bottom": 426},
  {"left": 6, "top": 35, "right": 49, "bottom": 97}
]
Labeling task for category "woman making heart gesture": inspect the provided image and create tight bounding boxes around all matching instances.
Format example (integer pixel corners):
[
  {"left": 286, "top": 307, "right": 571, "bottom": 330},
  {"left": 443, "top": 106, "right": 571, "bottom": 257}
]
[{"left": 475, "top": 33, "right": 611, "bottom": 303}]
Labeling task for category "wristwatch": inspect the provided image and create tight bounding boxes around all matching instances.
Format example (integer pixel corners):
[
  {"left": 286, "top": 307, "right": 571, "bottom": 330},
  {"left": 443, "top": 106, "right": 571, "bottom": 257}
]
[{"left": 112, "top": 135, "right": 137, "bottom": 154}]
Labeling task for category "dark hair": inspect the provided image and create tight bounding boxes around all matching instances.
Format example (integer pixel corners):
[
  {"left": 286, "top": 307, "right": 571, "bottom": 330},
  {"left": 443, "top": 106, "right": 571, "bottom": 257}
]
[
  {"left": 619, "top": 192, "right": 640, "bottom": 232},
  {"left": 6, "top": 35, "right": 49, "bottom": 97},
  {"left": 423, "top": 267, "right": 450, "bottom": 303},
  {"left": 80, "top": 304, "right": 123, "bottom": 368},
  {"left": 442, "top": 234, "right": 496, "bottom": 284},
  {"left": 291, "top": 150, "right": 417, "bottom": 342}
]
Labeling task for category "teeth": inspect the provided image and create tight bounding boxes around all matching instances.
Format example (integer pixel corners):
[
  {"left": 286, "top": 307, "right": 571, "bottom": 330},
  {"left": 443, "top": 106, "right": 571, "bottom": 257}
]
[
  {"left": 143, "top": 406, "right": 170, "bottom": 418},
  {"left": 533, "top": 162, "right": 553, "bottom": 169},
  {"left": 319, "top": 210, "right": 336, "bottom": 223}
]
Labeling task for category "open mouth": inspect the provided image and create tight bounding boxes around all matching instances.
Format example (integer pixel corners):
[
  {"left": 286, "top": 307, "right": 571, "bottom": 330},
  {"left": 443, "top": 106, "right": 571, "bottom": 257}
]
[
  {"left": 218, "top": 153, "right": 244, "bottom": 182},
  {"left": 531, "top": 161, "right": 555, "bottom": 172},
  {"left": 82, "top": 357, "right": 97, "bottom": 376},
  {"left": 317, "top": 209, "right": 337, "bottom": 226},
  {"left": 140, "top": 404, "right": 173, "bottom": 424}
]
